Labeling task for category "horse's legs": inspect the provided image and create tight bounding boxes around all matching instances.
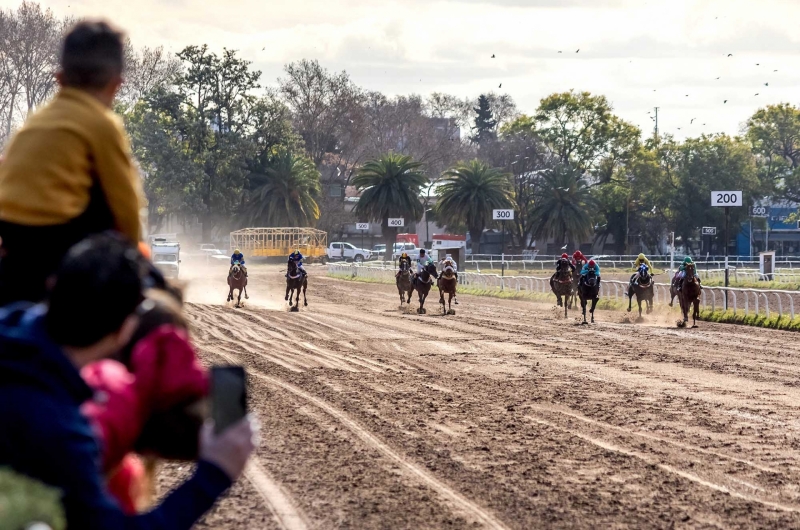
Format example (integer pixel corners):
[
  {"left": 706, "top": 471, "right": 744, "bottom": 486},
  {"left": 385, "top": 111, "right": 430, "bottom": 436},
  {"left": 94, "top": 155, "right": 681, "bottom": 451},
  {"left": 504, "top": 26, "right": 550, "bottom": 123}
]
[
  {"left": 295, "top": 286, "right": 300, "bottom": 308},
  {"left": 237, "top": 288, "right": 242, "bottom": 307},
  {"left": 638, "top": 297, "right": 643, "bottom": 318},
  {"left": 285, "top": 283, "right": 290, "bottom": 302},
  {"left": 692, "top": 298, "right": 700, "bottom": 328},
  {"left": 227, "top": 285, "right": 233, "bottom": 302},
  {"left": 627, "top": 287, "right": 634, "bottom": 312},
  {"left": 581, "top": 297, "right": 587, "bottom": 323},
  {"left": 591, "top": 298, "right": 598, "bottom": 323},
  {"left": 302, "top": 281, "right": 308, "bottom": 307},
  {"left": 244, "top": 284, "right": 249, "bottom": 300},
  {"left": 448, "top": 292, "right": 453, "bottom": 312}
]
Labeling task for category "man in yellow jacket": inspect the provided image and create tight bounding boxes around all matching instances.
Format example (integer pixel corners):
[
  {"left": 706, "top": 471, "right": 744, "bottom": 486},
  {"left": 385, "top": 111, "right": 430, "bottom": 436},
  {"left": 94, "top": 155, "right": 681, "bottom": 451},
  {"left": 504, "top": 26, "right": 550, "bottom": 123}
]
[{"left": 0, "top": 20, "right": 143, "bottom": 304}]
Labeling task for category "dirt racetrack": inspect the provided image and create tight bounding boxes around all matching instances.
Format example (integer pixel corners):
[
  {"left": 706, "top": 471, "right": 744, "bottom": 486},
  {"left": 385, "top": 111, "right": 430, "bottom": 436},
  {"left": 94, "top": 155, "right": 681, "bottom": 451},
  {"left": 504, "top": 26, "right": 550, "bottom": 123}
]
[{"left": 160, "top": 263, "right": 800, "bottom": 529}]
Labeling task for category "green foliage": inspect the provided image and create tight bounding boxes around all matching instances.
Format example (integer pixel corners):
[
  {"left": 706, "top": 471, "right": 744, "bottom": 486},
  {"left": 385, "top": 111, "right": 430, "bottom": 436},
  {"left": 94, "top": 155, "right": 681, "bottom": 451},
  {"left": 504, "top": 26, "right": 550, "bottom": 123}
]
[
  {"left": 353, "top": 153, "right": 428, "bottom": 260},
  {"left": 529, "top": 165, "right": 597, "bottom": 246},
  {"left": 435, "top": 159, "right": 514, "bottom": 253},
  {"left": 471, "top": 94, "right": 497, "bottom": 145},
  {"left": 0, "top": 467, "right": 66, "bottom": 530},
  {"left": 532, "top": 90, "right": 640, "bottom": 181},
  {"left": 745, "top": 103, "right": 800, "bottom": 201},
  {"left": 669, "top": 134, "right": 762, "bottom": 246},
  {"left": 241, "top": 146, "right": 320, "bottom": 227}
]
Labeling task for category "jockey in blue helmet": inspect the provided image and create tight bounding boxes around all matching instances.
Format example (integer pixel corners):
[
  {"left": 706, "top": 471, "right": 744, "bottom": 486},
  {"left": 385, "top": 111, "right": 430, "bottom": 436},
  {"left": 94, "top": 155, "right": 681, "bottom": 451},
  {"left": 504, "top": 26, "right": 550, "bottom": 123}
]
[
  {"left": 230, "top": 247, "right": 246, "bottom": 276},
  {"left": 287, "top": 250, "right": 306, "bottom": 277}
]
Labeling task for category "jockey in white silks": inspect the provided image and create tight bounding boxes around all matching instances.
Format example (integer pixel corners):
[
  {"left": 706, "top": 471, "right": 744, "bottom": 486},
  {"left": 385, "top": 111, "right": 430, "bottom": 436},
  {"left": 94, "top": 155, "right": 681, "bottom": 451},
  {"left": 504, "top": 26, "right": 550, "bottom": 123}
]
[{"left": 439, "top": 254, "right": 459, "bottom": 305}]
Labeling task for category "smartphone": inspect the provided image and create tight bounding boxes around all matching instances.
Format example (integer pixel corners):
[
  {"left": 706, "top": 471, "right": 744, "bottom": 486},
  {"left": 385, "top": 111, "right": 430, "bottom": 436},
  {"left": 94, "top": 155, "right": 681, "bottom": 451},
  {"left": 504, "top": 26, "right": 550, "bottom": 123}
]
[{"left": 211, "top": 366, "right": 247, "bottom": 434}]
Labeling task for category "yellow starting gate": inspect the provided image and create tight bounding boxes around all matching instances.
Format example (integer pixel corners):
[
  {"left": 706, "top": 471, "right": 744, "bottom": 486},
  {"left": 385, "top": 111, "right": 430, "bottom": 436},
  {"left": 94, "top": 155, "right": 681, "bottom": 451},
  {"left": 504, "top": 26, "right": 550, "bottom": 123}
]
[{"left": 229, "top": 228, "right": 328, "bottom": 261}]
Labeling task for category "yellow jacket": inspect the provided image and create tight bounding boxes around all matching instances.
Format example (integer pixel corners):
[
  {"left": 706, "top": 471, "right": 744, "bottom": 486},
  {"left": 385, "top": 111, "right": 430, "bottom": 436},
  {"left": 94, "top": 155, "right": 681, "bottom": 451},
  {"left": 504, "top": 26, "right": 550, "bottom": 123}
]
[
  {"left": 632, "top": 256, "right": 653, "bottom": 272},
  {"left": 0, "top": 88, "right": 143, "bottom": 241}
]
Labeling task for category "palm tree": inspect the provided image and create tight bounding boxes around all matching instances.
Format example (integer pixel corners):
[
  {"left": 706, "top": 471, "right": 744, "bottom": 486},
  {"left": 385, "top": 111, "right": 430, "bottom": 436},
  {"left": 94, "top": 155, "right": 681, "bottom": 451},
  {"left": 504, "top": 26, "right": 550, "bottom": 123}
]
[
  {"left": 241, "top": 146, "right": 321, "bottom": 227},
  {"left": 530, "top": 165, "right": 596, "bottom": 250},
  {"left": 353, "top": 154, "right": 428, "bottom": 261},
  {"left": 435, "top": 159, "right": 514, "bottom": 254}
]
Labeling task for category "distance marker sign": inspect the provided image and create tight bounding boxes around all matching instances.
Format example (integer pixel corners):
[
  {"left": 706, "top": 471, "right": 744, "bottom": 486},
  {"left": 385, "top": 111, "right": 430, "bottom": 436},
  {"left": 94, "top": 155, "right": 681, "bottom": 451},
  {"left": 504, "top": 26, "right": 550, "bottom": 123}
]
[
  {"left": 492, "top": 209, "right": 514, "bottom": 220},
  {"left": 387, "top": 218, "right": 405, "bottom": 227},
  {"left": 710, "top": 191, "right": 742, "bottom": 207}
]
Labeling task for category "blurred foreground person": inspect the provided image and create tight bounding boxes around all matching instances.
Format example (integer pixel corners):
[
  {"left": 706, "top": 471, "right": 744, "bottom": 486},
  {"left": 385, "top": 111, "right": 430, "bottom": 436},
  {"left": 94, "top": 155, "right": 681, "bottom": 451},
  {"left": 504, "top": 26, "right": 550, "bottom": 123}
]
[
  {"left": 0, "top": 233, "right": 256, "bottom": 529},
  {"left": 0, "top": 20, "right": 143, "bottom": 305}
]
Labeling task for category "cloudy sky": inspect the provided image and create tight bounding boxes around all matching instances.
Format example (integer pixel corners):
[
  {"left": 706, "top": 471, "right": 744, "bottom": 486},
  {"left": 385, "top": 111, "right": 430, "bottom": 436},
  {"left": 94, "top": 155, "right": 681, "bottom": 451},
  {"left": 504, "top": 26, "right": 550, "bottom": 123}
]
[{"left": 8, "top": 0, "right": 799, "bottom": 139}]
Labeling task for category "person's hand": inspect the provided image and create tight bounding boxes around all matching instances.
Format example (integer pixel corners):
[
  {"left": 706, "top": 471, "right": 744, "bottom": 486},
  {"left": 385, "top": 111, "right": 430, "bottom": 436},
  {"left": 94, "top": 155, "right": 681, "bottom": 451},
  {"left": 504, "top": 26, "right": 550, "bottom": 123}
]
[{"left": 199, "top": 415, "right": 259, "bottom": 481}]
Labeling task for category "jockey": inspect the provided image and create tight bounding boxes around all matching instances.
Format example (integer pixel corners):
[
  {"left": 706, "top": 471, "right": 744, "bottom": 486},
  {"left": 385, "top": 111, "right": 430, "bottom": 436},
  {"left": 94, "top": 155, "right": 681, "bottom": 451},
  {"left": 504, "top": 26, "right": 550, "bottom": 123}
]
[
  {"left": 416, "top": 249, "right": 435, "bottom": 284},
  {"left": 674, "top": 256, "right": 701, "bottom": 288},
  {"left": 630, "top": 253, "right": 652, "bottom": 284},
  {"left": 550, "top": 252, "right": 576, "bottom": 291},
  {"left": 230, "top": 248, "right": 246, "bottom": 276},
  {"left": 288, "top": 249, "right": 306, "bottom": 277},
  {"left": 396, "top": 252, "right": 412, "bottom": 277},
  {"left": 571, "top": 250, "right": 588, "bottom": 268},
  {"left": 580, "top": 259, "right": 601, "bottom": 286},
  {"left": 439, "top": 253, "right": 459, "bottom": 304}
]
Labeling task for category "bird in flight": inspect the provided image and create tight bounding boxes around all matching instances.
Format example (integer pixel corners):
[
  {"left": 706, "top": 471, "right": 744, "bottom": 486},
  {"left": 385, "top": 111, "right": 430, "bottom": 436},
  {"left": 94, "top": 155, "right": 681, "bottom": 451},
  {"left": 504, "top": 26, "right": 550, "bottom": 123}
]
[
  {"left": 755, "top": 93, "right": 760, "bottom": 96},
  {"left": 756, "top": 63, "right": 760, "bottom": 66},
  {"left": 576, "top": 49, "right": 580, "bottom": 53},
  {"left": 724, "top": 100, "right": 728, "bottom": 104},
  {"left": 561, "top": 244, "right": 568, "bottom": 250},
  {"left": 727, "top": 53, "right": 733, "bottom": 57},
  {"left": 558, "top": 51, "right": 562, "bottom": 53},
  {"left": 499, "top": 83, "right": 502, "bottom": 88},
  {"left": 491, "top": 54, "right": 495, "bottom": 58},
  {"left": 774, "top": 69, "right": 778, "bottom": 72},
  {"left": 764, "top": 82, "right": 769, "bottom": 86},
  {"left": 677, "top": 127, "right": 682, "bottom": 130},
  {"left": 716, "top": 77, "right": 720, "bottom": 80},
  {"left": 262, "top": 47, "right": 265, "bottom": 51},
  {"left": 690, "top": 118, "right": 696, "bottom": 124},
  {"left": 686, "top": 94, "right": 689, "bottom": 97}
]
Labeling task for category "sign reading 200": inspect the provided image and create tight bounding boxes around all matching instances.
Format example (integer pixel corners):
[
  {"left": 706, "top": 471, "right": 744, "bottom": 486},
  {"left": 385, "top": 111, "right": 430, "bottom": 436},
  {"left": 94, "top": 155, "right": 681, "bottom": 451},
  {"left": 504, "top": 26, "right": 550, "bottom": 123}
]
[{"left": 710, "top": 191, "right": 742, "bottom": 207}]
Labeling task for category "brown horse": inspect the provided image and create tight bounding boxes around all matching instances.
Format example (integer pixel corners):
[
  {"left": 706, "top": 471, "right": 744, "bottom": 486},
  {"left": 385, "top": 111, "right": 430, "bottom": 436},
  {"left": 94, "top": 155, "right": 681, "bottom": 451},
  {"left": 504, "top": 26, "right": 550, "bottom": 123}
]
[
  {"left": 438, "top": 266, "right": 457, "bottom": 315},
  {"left": 671, "top": 262, "right": 701, "bottom": 328},
  {"left": 550, "top": 258, "right": 574, "bottom": 318},
  {"left": 285, "top": 259, "right": 307, "bottom": 312},
  {"left": 413, "top": 261, "right": 438, "bottom": 314},
  {"left": 227, "top": 263, "right": 248, "bottom": 308},
  {"left": 396, "top": 259, "right": 414, "bottom": 306}
]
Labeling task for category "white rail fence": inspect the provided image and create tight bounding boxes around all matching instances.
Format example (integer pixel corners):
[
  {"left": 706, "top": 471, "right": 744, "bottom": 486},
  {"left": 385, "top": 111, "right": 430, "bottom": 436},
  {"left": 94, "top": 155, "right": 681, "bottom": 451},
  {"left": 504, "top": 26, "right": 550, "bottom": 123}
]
[{"left": 328, "top": 263, "right": 799, "bottom": 321}]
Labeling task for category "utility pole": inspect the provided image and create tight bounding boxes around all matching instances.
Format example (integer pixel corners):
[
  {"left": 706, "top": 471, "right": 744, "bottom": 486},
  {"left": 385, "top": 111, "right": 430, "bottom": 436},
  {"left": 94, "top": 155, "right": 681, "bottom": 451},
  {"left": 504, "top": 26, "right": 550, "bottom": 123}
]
[{"left": 653, "top": 107, "right": 660, "bottom": 145}]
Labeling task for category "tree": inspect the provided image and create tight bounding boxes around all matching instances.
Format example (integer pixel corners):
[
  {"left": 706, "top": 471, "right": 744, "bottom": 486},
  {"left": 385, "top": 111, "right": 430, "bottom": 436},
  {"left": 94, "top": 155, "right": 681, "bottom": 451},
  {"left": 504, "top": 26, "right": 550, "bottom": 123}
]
[
  {"left": 241, "top": 146, "right": 320, "bottom": 227},
  {"left": 471, "top": 94, "right": 497, "bottom": 145},
  {"left": 745, "top": 103, "right": 800, "bottom": 202},
  {"left": 668, "top": 134, "right": 762, "bottom": 252},
  {"left": 533, "top": 91, "right": 640, "bottom": 183},
  {"left": 529, "top": 165, "right": 596, "bottom": 249},
  {"left": 435, "top": 160, "right": 514, "bottom": 254},
  {"left": 117, "top": 43, "right": 181, "bottom": 110},
  {"left": 353, "top": 154, "right": 427, "bottom": 261}
]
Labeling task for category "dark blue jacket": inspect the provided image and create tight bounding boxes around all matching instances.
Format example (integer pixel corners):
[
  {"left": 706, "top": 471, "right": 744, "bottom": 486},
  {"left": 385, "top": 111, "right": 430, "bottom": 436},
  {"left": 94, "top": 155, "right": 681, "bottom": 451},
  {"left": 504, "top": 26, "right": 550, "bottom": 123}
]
[
  {"left": 230, "top": 252, "right": 244, "bottom": 265},
  {"left": 0, "top": 304, "right": 231, "bottom": 529}
]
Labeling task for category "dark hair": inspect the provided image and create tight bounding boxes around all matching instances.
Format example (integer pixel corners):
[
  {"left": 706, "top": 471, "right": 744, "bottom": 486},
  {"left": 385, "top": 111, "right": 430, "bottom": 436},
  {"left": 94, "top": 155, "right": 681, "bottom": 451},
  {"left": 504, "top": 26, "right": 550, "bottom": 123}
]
[
  {"left": 46, "top": 233, "right": 145, "bottom": 347},
  {"left": 60, "top": 20, "right": 125, "bottom": 90}
]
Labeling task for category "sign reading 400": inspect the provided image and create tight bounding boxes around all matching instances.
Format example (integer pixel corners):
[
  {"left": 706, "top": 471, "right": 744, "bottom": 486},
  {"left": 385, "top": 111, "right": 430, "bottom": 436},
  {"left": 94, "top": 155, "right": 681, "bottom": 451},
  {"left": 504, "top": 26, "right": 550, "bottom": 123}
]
[
  {"left": 387, "top": 218, "right": 405, "bottom": 227},
  {"left": 710, "top": 191, "right": 742, "bottom": 207}
]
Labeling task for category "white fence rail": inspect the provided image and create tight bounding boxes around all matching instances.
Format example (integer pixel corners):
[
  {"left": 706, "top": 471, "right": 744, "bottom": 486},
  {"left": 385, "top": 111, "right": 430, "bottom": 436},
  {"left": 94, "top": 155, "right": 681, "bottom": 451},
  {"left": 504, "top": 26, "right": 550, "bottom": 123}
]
[{"left": 328, "top": 263, "right": 799, "bottom": 321}]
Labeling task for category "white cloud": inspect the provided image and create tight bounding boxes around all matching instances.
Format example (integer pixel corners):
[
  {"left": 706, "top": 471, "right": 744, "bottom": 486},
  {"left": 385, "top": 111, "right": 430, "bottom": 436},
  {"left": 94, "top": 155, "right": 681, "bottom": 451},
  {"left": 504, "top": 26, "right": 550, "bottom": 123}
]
[{"left": 4, "top": 0, "right": 798, "bottom": 139}]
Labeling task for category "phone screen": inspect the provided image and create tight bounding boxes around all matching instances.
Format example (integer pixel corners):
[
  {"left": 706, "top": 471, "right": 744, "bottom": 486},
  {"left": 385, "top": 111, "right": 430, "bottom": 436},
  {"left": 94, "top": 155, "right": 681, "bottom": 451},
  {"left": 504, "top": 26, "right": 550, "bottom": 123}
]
[{"left": 211, "top": 366, "right": 247, "bottom": 434}]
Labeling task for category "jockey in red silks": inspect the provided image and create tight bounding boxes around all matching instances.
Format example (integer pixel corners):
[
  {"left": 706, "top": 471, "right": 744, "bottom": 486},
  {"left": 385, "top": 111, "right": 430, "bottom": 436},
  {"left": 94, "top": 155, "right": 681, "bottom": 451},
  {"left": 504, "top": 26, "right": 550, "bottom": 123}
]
[{"left": 572, "top": 250, "right": 588, "bottom": 268}]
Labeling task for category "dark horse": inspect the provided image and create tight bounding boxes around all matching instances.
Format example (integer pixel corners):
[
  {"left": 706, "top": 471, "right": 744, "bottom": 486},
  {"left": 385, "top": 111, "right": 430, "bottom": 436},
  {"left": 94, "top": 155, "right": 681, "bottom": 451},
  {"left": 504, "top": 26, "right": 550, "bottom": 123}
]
[
  {"left": 550, "top": 258, "right": 574, "bottom": 318},
  {"left": 285, "top": 259, "right": 308, "bottom": 312},
  {"left": 396, "top": 259, "right": 414, "bottom": 306},
  {"left": 627, "top": 263, "right": 654, "bottom": 319},
  {"left": 227, "top": 262, "right": 248, "bottom": 308},
  {"left": 671, "top": 262, "right": 701, "bottom": 328},
  {"left": 570, "top": 259, "right": 586, "bottom": 310},
  {"left": 413, "top": 261, "right": 439, "bottom": 314},
  {"left": 578, "top": 269, "right": 600, "bottom": 324},
  {"left": 437, "top": 266, "right": 457, "bottom": 315}
]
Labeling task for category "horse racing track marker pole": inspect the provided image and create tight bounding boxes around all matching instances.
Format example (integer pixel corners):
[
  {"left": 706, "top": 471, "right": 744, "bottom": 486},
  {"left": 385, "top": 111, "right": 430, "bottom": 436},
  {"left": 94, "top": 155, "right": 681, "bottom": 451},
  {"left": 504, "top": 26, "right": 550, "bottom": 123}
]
[
  {"left": 493, "top": 209, "right": 514, "bottom": 290},
  {"left": 711, "top": 190, "right": 742, "bottom": 310},
  {"left": 356, "top": 223, "right": 369, "bottom": 254}
]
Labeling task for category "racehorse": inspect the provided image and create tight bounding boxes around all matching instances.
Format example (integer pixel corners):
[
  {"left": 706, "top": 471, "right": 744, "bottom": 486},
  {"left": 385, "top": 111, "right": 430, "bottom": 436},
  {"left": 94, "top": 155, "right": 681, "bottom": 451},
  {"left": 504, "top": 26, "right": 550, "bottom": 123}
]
[
  {"left": 396, "top": 259, "right": 414, "bottom": 306},
  {"left": 570, "top": 259, "right": 586, "bottom": 309},
  {"left": 671, "top": 262, "right": 701, "bottom": 328},
  {"left": 551, "top": 257, "right": 574, "bottom": 318},
  {"left": 437, "top": 263, "right": 457, "bottom": 315},
  {"left": 285, "top": 259, "right": 308, "bottom": 312},
  {"left": 627, "top": 263, "right": 654, "bottom": 319},
  {"left": 227, "top": 262, "right": 248, "bottom": 308},
  {"left": 578, "top": 268, "right": 600, "bottom": 324},
  {"left": 413, "top": 261, "right": 439, "bottom": 314}
]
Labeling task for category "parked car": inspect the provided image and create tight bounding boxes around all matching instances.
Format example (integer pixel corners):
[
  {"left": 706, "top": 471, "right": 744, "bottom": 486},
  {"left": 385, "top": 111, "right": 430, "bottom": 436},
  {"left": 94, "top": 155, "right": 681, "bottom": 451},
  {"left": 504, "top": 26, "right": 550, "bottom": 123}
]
[
  {"left": 327, "top": 242, "right": 372, "bottom": 263},
  {"left": 392, "top": 242, "right": 421, "bottom": 261}
]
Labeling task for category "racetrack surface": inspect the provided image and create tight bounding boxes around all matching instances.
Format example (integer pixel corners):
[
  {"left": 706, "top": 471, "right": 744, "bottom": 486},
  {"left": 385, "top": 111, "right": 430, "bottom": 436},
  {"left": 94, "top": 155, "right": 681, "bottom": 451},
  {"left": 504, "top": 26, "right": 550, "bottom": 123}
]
[{"left": 161, "top": 263, "right": 800, "bottom": 529}]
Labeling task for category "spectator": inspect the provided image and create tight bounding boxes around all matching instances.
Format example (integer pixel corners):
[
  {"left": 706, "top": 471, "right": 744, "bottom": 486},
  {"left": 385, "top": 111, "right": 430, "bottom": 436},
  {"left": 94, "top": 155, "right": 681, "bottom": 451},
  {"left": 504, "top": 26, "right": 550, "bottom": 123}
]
[
  {"left": 0, "top": 233, "right": 256, "bottom": 529},
  {"left": 0, "top": 20, "right": 144, "bottom": 305}
]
